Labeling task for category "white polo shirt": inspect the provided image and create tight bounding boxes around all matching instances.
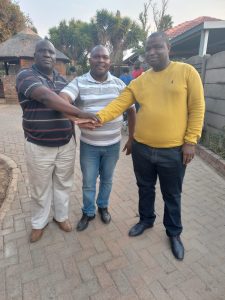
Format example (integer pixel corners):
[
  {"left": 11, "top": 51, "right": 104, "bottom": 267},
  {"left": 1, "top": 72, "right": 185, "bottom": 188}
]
[{"left": 62, "top": 71, "right": 126, "bottom": 146}]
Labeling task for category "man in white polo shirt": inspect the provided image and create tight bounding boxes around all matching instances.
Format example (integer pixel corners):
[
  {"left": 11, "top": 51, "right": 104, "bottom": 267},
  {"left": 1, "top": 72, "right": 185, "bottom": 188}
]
[{"left": 60, "top": 45, "right": 136, "bottom": 231}]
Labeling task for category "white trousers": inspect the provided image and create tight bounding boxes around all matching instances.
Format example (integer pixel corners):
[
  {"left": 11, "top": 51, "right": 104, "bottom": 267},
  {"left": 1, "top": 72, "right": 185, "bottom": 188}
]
[{"left": 25, "top": 138, "right": 76, "bottom": 229}]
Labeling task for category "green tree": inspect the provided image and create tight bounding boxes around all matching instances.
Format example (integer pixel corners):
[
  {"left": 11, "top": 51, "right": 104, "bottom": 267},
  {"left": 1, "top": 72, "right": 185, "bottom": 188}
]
[
  {"left": 49, "top": 20, "right": 94, "bottom": 73},
  {"left": 151, "top": 0, "right": 173, "bottom": 31},
  {"left": 157, "top": 14, "right": 173, "bottom": 31},
  {"left": 139, "top": 1, "right": 152, "bottom": 41},
  {"left": 92, "top": 9, "right": 144, "bottom": 64},
  {"left": 49, "top": 9, "right": 145, "bottom": 68},
  {"left": 0, "top": 0, "right": 35, "bottom": 43}
]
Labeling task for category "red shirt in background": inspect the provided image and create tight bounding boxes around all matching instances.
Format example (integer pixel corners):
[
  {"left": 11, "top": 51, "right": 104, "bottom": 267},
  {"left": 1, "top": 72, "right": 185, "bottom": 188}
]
[{"left": 132, "top": 68, "right": 144, "bottom": 79}]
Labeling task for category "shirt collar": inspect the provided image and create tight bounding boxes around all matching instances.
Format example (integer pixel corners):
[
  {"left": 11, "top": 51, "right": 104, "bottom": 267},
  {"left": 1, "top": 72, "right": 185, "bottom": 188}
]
[
  {"left": 32, "top": 64, "right": 58, "bottom": 81},
  {"left": 87, "top": 71, "right": 113, "bottom": 83}
]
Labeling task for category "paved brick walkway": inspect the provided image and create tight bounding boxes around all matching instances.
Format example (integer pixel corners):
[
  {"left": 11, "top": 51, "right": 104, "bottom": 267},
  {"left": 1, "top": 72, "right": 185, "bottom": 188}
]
[{"left": 0, "top": 104, "right": 225, "bottom": 300}]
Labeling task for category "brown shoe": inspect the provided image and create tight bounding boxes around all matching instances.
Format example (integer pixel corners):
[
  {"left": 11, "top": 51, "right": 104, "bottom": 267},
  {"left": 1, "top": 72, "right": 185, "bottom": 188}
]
[
  {"left": 30, "top": 223, "right": 48, "bottom": 243},
  {"left": 53, "top": 218, "right": 72, "bottom": 232}
]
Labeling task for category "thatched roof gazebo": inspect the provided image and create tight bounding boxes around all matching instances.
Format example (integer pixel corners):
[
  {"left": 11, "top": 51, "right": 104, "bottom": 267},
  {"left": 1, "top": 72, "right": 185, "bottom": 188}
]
[
  {"left": 0, "top": 28, "right": 70, "bottom": 75},
  {"left": 0, "top": 28, "right": 70, "bottom": 104}
]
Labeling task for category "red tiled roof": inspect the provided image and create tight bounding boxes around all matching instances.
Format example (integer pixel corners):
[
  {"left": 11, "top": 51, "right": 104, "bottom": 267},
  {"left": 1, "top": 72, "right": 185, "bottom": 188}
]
[{"left": 165, "top": 16, "right": 222, "bottom": 39}]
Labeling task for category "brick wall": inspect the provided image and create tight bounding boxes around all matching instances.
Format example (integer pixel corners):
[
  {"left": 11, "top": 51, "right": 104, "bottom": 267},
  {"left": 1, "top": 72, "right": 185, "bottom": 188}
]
[
  {"left": 186, "top": 51, "right": 225, "bottom": 135},
  {"left": 1, "top": 75, "right": 18, "bottom": 104},
  {"left": 20, "top": 58, "right": 33, "bottom": 69}
]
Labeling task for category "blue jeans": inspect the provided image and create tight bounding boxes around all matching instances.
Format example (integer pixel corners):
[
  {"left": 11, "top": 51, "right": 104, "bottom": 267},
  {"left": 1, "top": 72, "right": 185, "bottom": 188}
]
[
  {"left": 80, "top": 141, "right": 120, "bottom": 216},
  {"left": 131, "top": 140, "right": 186, "bottom": 236}
]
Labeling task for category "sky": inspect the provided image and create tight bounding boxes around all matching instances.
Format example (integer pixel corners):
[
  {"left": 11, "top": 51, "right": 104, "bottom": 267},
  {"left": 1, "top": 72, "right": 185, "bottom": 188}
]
[{"left": 17, "top": 0, "right": 225, "bottom": 38}]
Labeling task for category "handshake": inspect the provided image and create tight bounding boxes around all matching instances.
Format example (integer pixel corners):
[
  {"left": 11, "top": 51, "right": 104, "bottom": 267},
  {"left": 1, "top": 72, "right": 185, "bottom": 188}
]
[{"left": 69, "top": 111, "right": 102, "bottom": 129}]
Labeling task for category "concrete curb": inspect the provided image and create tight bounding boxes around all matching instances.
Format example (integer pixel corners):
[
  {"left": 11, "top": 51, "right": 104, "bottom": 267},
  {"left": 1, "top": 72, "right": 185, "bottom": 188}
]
[
  {"left": 0, "top": 154, "right": 20, "bottom": 223},
  {"left": 196, "top": 144, "right": 225, "bottom": 178}
]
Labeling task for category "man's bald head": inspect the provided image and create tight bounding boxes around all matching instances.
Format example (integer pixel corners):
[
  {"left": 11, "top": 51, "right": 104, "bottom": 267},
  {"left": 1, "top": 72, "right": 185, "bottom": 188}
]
[{"left": 89, "top": 45, "right": 111, "bottom": 81}]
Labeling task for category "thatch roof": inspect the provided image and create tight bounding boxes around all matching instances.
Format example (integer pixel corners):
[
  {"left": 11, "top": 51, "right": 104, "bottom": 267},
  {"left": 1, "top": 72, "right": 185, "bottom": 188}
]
[{"left": 0, "top": 28, "right": 70, "bottom": 62}]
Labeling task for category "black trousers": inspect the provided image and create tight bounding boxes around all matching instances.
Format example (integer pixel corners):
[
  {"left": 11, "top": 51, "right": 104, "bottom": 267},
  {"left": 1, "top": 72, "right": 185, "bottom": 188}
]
[{"left": 131, "top": 140, "right": 186, "bottom": 236}]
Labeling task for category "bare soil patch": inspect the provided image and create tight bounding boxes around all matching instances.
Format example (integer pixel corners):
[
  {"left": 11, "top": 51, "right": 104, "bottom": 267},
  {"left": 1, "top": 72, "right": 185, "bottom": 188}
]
[{"left": 0, "top": 158, "right": 12, "bottom": 208}]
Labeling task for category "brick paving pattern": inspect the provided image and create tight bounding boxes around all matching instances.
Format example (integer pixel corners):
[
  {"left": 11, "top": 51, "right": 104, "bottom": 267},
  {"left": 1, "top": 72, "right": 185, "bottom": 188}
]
[{"left": 0, "top": 104, "right": 225, "bottom": 300}]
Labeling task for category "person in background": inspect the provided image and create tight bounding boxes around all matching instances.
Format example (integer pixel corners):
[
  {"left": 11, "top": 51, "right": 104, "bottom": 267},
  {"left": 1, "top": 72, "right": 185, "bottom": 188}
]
[
  {"left": 119, "top": 67, "right": 133, "bottom": 86},
  {"left": 119, "top": 67, "right": 133, "bottom": 127},
  {"left": 132, "top": 61, "right": 144, "bottom": 111},
  {"left": 131, "top": 60, "right": 144, "bottom": 79}
]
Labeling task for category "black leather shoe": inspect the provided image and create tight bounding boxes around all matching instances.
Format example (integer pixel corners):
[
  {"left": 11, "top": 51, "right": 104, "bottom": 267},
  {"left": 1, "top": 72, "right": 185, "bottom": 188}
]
[
  {"left": 169, "top": 235, "right": 184, "bottom": 260},
  {"left": 128, "top": 222, "right": 153, "bottom": 237},
  {"left": 98, "top": 207, "right": 111, "bottom": 224},
  {"left": 76, "top": 213, "right": 95, "bottom": 231}
]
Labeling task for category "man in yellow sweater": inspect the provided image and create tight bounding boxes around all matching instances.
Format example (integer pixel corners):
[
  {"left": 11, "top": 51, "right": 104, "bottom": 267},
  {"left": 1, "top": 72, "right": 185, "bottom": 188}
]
[{"left": 76, "top": 32, "right": 205, "bottom": 260}]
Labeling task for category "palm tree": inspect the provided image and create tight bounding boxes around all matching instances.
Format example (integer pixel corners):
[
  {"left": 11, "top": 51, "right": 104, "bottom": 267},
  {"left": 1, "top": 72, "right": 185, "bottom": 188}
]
[{"left": 93, "top": 9, "right": 144, "bottom": 64}]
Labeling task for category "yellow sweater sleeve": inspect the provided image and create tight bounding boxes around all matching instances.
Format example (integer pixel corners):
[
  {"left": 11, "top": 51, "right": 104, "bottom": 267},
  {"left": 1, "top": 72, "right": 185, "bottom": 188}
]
[
  {"left": 97, "top": 84, "right": 136, "bottom": 123},
  {"left": 184, "top": 66, "right": 205, "bottom": 144}
]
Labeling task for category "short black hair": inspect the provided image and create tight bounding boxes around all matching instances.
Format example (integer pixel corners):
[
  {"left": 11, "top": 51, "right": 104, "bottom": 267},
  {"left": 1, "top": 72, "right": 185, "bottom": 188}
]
[
  {"left": 90, "top": 45, "right": 109, "bottom": 57},
  {"left": 147, "top": 31, "right": 170, "bottom": 47}
]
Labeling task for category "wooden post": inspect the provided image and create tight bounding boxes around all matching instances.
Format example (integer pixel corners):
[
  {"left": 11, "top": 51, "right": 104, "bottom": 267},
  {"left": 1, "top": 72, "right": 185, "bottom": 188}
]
[{"left": 4, "top": 62, "right": 9, "bottom": 75}]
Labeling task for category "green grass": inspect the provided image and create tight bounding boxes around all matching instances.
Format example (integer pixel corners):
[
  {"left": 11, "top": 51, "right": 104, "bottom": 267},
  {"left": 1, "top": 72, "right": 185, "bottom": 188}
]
[{"left": 200, "top": 128, "right": 225, "bottom": 159}]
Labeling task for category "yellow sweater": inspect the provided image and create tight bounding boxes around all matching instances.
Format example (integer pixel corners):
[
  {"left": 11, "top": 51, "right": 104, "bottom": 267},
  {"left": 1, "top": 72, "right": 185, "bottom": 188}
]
[{"left": 97, "top": 62, "right": 205, "bottom": 148}]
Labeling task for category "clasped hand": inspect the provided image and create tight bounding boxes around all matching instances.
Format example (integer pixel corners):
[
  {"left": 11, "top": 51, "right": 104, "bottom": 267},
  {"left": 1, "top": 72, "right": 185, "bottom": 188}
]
[{"left": 75, "top": 112, "right": 101, "bottom": 129}]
